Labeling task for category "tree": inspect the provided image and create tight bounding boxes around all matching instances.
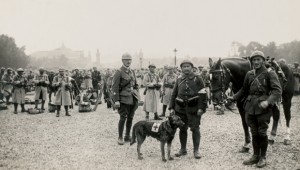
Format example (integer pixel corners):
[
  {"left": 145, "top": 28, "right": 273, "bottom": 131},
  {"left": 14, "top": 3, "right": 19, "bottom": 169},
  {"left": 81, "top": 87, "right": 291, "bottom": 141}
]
[{"left": 0, "top": 34, "right": 30, "bottom": 69}]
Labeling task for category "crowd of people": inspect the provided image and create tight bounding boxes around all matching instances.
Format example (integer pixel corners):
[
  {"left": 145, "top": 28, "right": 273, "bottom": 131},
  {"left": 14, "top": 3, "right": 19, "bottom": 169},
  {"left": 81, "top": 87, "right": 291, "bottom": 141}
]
[{"left": 0, "top": 52, "right": 300, "bottom": 168}]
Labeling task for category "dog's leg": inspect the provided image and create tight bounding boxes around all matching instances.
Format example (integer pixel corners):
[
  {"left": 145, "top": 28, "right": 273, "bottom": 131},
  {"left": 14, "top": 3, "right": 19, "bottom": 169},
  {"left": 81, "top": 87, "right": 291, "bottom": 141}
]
[
  {"left": 137, "top": 135, "right": 145, "bottom": 160},
  {"left": 167, "top": 140, "right": 174, "bottom": 160},
  {"left": 161, "top": 141, "right": 167, "bottom": 162}
]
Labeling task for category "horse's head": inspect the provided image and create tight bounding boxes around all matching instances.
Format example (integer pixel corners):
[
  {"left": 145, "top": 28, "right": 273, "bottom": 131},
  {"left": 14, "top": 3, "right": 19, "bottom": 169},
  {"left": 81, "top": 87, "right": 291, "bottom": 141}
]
[{"left": 208, "top": 58, "right": 231, "bottom": 105}]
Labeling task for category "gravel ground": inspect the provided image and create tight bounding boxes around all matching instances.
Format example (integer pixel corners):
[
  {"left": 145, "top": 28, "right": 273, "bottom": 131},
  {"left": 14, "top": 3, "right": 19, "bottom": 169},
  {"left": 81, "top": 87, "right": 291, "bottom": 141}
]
[{"left": 0, "top": 92, "right": 299, "bottom": 170}]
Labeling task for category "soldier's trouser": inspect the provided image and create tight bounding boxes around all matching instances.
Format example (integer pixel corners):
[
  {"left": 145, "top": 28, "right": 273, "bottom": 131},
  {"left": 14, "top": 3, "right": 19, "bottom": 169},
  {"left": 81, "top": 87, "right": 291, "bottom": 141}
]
[
  {"left": 246, "top": 112, "right": 272, "bottom": 157},
  {"left": 118, "top": 101, "right": 138, "bottom": 138},
  {"left": 176, "top": 111, "right": 201, "bottom": 151}
]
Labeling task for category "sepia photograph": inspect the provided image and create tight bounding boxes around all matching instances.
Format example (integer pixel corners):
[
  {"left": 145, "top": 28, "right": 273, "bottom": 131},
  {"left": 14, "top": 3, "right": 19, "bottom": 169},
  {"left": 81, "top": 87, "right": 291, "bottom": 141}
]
[{"left": 0, "top": 0, "right": 300, "bottom": 169}]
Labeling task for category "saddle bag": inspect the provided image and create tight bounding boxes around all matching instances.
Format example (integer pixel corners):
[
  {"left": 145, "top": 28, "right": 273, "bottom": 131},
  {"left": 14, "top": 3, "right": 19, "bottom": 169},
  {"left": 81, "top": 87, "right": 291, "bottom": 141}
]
[
  {"left": 0, "top": 103, "right": 8, "bottom": 110},
  {"left": 48, "top": 102, "right": 56, "bottom": 113},
  {"left": 79, "top": 102, "right": 92, "bottom": 112},
  {"left": 28, "top": 108, "right": 42, "bottom": 114}
]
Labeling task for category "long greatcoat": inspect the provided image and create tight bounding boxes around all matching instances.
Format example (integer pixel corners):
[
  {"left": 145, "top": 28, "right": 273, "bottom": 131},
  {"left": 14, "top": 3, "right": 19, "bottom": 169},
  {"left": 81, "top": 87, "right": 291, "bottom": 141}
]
[
  {"left": 33, "top": 73, "right": 49, "bottom": 100},
  {"left": 12, "top": 75, "right": 27, "bottom": 104},
  {"left": 53, "top": 75, "right": 72, "bottom": 106},
  {"left": 1, "top": 73, "right": 13, "bottom": 97},
  {"left": 143, "top": 72, "right": 160, "bottom": 113},
  {"left": 161, "top": 73, "right": 177, "bottom": 105}
]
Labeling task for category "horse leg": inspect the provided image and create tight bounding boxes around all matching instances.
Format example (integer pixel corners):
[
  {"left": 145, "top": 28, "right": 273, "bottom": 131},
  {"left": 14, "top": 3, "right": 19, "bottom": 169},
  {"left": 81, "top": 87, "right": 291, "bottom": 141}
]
[
  {"left": 237, "top": 103, "right": 251, "bottom": 153},
  {"left": 282, "top": 94, "right": 292, "bottom": 145},
  {"left": 269, "top": 104, "right": 280, "bottom": 145}
]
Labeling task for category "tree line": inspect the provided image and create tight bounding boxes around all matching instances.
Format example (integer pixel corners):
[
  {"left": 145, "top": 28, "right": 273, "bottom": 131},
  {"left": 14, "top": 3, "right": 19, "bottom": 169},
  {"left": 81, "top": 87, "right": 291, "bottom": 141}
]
[{"left": 230, "top": 41, "right": 300, "bottom": 64}]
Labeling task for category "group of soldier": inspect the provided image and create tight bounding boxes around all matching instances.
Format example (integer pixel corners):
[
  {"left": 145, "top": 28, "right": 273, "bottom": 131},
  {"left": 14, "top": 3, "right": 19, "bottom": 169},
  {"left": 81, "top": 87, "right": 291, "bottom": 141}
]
[{"left": 1, "top": 52, "right": 299, "bottom": 168}]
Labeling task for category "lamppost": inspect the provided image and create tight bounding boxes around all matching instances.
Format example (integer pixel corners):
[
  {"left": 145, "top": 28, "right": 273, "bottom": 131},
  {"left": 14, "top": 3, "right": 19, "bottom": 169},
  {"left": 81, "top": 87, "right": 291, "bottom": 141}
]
[{"left": 174, "top": 48, "right": 177, "bottom": 66}]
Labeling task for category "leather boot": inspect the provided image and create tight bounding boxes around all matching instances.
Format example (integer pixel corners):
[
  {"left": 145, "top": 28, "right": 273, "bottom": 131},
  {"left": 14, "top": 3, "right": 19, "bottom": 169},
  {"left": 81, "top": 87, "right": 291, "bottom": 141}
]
[
  {"left": 256, "top": 157, "right": 267, "bottom": 168},
  {"left": 159, "top": 105, "right": 167, "bottom": 117},
  {"left": 154, "top": 113, "right": 162, "bottom": 120},
  {"left": 56, "top": 111, "right": 60, "bottom": 117},
  {"left": 65, "top": 106, "right": 71, "bottom": 116},
  {"left": 192, "top": 129, "right": 201, "bottom": 159},
  {"left": 145, "top": 112, "right": 149, "bottom": 120},
  {"left": 175, "top": 129, "right": 188, "bottom": 157},
  {"left": 243, "top": 155, "right": 260, "bottom": 165},
  {"left": 14, "top": 103, "right": 18, "bottom": 114},
  {"left": 118, "top": 137, "right": 124, "bottom": 145},
  {"left": 21, "top": 104, "right": 26, "bottom": 112},
  {"left": 124, "top": 118, "right": 132, "bottom": 142}
]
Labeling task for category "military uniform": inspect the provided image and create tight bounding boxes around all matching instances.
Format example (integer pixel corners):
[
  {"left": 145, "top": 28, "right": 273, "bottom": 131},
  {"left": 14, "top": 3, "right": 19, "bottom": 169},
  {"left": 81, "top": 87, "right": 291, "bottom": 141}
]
[
  {"left": 1, "top": 71, "right": 14, "bottom": 104},
  {"left": 160, "top": 69, "right": 177, "bottom": 117},
  {"left": 291, "top": 63, "right": 300, "bottom": 94},
  {"left": 232, "top": 51, "right": 282, "bottom": 167},
  {"left": 12, "top": 69, "right": 28, "bottom": 113},
  {"left": 169, "top": 62, "right": 207, "bottom": 158},
  {"left": 33, "top": 73, "right": 49, "bottom": 109},
  {"left": 143, "top": 71, "right": 161, "bottom": 117},
  {"left": 112, "top": 64, "right": 139, "bottom": 144},
  {"left": 92, "top": 69, "right": 102, "bottom": 100},
  {"left": 53, "top": 72, "right": 72, "bottom": 117}
]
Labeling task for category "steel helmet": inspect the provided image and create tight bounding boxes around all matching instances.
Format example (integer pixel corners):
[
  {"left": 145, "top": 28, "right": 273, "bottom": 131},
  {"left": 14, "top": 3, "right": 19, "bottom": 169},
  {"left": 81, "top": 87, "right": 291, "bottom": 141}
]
[
  {"left": 122, "top": 53, "right": 132, "bottom": 60},
  {"left": 250, "top": 51, "right": 265, "bottom": 61},
  {"left": 180, "top": 59, "right": 193, "bottom": 68}
]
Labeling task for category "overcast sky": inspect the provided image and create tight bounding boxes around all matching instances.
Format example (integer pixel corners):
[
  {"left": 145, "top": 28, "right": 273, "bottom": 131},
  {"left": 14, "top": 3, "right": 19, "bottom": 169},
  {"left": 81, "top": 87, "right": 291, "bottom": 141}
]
[{"left": 1, "top": 0, "right": 300, "bottom": 62}]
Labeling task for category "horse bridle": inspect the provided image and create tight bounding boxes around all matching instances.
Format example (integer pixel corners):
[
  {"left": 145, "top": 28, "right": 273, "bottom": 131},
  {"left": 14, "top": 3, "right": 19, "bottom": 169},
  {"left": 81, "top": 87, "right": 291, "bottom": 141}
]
[{"left": 210, "top": 63, "right": 238, "bottom": 103}]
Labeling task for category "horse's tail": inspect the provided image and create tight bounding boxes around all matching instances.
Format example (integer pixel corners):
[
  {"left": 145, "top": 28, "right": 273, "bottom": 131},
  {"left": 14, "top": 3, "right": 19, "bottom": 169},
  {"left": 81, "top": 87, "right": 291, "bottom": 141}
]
[{"left": 130, "top": 124, "right": 136, "bottom": 145}]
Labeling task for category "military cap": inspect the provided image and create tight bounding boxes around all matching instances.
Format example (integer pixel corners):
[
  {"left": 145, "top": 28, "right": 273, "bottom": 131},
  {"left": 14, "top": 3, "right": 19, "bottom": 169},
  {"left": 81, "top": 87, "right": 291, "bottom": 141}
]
[
  {"left": 148, "top": 64, "right": 156, "bottom": 68},
  {"left": 59, "top": 68, "right": 64, "bottom": 72},
  {"left": 17, "top": 68, "right": 24, "bottom": 72},
  {"left": 39, "top": 67, "right": 44, "bottom": 71},
  {"left": 250, "top": 51, "right": 265, "bottom": 61},
  {"left": 7, "top": 68, "right": 12, "bottom": 71},
  {"left": 122, "top": 53, "right": 132, "bottom": 60},
  {"left": 1, "top": 67, "right": 5, "bottom": 70},
  {"left": 202, "top": 68, "right": 208, "bottom": 72},
  {"left": 294, "top": 62, "right": 299, "bottom": 66},
  {"left": 198, "top": 65, "right": 204, "bottom": 69},
  {"left": 180, "top": 59, "right": 193, "bottom": 67}
]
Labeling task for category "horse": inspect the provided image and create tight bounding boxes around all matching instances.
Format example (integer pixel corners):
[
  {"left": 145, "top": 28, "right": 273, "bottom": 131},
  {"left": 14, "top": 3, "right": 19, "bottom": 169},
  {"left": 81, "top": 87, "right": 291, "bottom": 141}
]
[{"left": 208, "top": 57, "right": 295, "bottom": 153}]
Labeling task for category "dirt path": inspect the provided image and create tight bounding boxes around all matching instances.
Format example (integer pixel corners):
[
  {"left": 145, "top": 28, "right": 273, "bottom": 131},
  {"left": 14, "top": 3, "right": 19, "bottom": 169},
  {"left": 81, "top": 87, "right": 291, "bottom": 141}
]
[{"left": 0, "top": 94, "right": 299, "bottom": 170}]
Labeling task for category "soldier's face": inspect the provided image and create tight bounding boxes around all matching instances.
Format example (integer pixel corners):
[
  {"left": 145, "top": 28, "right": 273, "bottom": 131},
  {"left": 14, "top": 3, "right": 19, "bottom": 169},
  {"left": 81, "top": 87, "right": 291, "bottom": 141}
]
[
  {"left": 252, "top": 57, "right": 264, "bottom": 69},
  {"left": 59, "top": 71, "right": 64, "bottom": 76},
  {"left": 149, "top": 67, "right": 155, "bottom": 73},
  {"left": 122, "top": 59, "right": 132, "bottom": 67},
  {"left": 181, "top": 64, "right": 192, "bottom": 75}
]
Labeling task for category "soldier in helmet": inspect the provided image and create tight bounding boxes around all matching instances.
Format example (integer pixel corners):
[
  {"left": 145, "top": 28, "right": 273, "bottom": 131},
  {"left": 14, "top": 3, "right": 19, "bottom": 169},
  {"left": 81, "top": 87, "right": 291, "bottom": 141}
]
[
  {"left": 92, "top": 67, "right": 103, "bottom": 103},
  {"left": 12, "top": 68, "right": 28, "bottom": 114},
  {"left": 112, "top": 53, "right": 139, "bottom": 145},
  {"left": 292, "top": 61, "right": 300, "bottom": 94},
  {"left": 169, "top": 59, "right": 207, "bottom": 159},
  {"left": 1, "top": 68, "right": 14, "bottom": 105},
  {"left": 159, "top": 66, "right": 177, "bottom": 117},
  {"left": 53, "top": 68, "right": 72, "bottom": 117},
  {"left": 228, "top": 51, "right": 282, "bottom": 168},
  {"left": 143, "top": 64, "right": 162, "bottom": 120},
  {"left": 33, "top": 67, "right": 49, "bottom": 111},
  {"left": 198, "top": 65, "right": 204, "bottom": 75}
]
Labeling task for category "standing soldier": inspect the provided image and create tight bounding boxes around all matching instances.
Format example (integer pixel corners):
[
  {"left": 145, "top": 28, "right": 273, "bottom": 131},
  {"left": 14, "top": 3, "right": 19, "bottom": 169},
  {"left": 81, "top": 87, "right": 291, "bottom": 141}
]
[
  {"left": 143, "top": 64, "right": 162, "bottom": 120},
  {"left": 53, "top": 68, "right": 72, "bottom": 117},
  {"left": 12, "top": 68, "right": 28, "bottom": 114},
  {"left": 48, "top": 71, "right": 56, "bottom": 102},
  {"left": 292, "top": 62, "right": 300, "bottom": 94},
  {"left": 1, "top": 68, "right": 14, "bottom": 105},
  {"left": 33, "top": 68, "right": 49, "bottom": 111},
  {"left": 0, "top": 67, "right": 5, "bottom": 81},
  {"left": 159, "top": 66, "right": 177, "bottom": 117},
  {"left": 92, "top": 67, "right": 102, "bottom": 103},
  {"left": 112, "top": 53, "right": 139, "bottom": 145},
  {"left": 72, "top": 69, "right": 83, "bottom": 97},
  {"left": 229, "top": 51, "right": 282, "bottom": 168},
  {"left": 169, "top": 59, "right": 207, "bottom": 159}
]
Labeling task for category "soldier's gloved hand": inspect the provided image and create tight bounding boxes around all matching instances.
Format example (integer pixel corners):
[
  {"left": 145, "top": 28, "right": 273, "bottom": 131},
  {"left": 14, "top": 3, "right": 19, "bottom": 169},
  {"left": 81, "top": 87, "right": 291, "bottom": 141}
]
[
  {"left": 115, "top": 101, "right": 120, "bottom": 108},
  {"left": 170, "top": 109, "right": 175, "bottom": 115},
  {"left": 197, "top": 109, "right": 204, "bottom": 116},
  {"left": 259, "top": 100, "right": 269, "bottom": 109}
]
